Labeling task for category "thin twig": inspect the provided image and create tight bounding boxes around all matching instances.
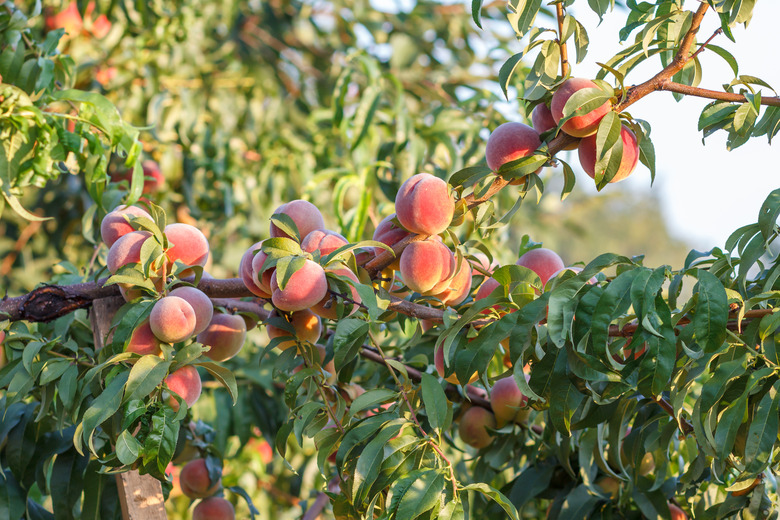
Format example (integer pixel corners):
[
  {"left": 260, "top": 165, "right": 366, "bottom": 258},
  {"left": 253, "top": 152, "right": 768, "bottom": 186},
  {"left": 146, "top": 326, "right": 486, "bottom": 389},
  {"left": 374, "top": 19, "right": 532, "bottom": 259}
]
[{"left": 556, "top": 3, "right": 570, "bottom": 77}]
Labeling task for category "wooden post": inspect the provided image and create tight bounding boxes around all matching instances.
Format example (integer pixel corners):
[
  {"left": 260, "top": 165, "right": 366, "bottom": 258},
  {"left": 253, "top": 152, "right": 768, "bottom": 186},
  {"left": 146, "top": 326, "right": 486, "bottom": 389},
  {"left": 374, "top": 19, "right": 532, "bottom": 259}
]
[{"left": 90, "top": 296, "right": 168, "bottom": 520}]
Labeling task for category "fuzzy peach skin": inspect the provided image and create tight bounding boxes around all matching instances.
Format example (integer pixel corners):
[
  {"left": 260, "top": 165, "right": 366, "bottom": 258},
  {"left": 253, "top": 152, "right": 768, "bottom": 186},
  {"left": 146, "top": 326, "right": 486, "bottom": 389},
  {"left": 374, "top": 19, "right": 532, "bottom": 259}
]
[
  {"left": 150, "top": 296, "right": 197, "bottom": 344},
  {"left": 430, "top": 257, "right": 473, "bottom": 306},
  {"left": 239, "top": 241, "right": 272, "bottom": 298},
  {"left": 434, "top": 343, "right": 478, "bottom": 385},
  {"left": 180, "top": 458, "right": 221, "bottom": 499},
  {"left": 394, "top": 173, "right": 455, "bottom": 236},
  {"left": 311, "top": 267, "right": 362, "bottom": 319},
  {"left": 301, "top": 229, "right": 348, "bottom": 256},
  {"left": 164, "top": 223, "right": 210, "bottom": 273},
  {"left": 516, "top": 248, "right": 565, "bottom": 287},
  {"left": 551, "top": 78, "right": 612, "bottom": 138},
  {"left": 267, "top": 309, "right": 322, "bottom": 350},
  {"left": 371, "top": 213, "right": 412, "bottom": 269},
  {"left": 458, "top": 407, "right": 496, "bottom": 449},
  {"left": 485, "top": 122, "right": 542, "bottom": 171},
  {"left": 193, "top": 496, "right": 235, "bottom": 520},
  {"left": 269, "top": 199, "right": 325, "bottom": 240},
  {"left": 578, "top": 124, "right": 639, "bottom": 183},
  {"left": 165, "top": 365, "right": 202, "bottom": 411},
  {"left": 270, "top": 259, "right": 328, "bottom": 312},
  {"left": 169, "top": 286, "right": 214, "bottom": 336},
  {"left": 531, "top": 104, "right": 579, "bottom": 150},
  {"left": 125, "top": 319, "right": 162, "bottom": 356},
  {"left": 490, "top": 375, "right": 531, "bottom": 427},
  {"left": 100, "top": 205, "right": 152, "bottom": 248},
  {"left": 106, "top": 230, "right": 153, "bottom": 273},
  {"left": 399, "top": 238, "right": 456, "bottom": 295},
  {"left": 197, "top": 313, "right": 247, "bottom": 362}
]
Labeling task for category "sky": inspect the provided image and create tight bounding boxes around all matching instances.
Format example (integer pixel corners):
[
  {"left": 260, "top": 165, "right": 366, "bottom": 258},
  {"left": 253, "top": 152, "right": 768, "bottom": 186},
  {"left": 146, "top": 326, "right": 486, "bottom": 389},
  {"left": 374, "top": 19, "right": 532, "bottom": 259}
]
[{"left": 555, "top": 1, "right": 780, "bottom": 251}]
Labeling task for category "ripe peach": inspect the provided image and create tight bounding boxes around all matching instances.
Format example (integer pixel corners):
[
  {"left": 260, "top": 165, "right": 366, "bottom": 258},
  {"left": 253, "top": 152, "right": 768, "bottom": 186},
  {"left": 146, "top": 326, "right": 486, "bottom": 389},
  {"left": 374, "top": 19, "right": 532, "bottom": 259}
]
[
  {"left": 578, "top": 124, "right": 639, "bottom": 183},
  {"left": 372, "top": 214, "right": 411, "bottom": 269},
  {"left": 311, "top": 267, "right": 362, "bottom": 319},
  {"left": 197, "top": 313, "right": 247, "bottom": 362},
  {"left": 125, "top": 319, "right": 162, "bottom": 356},
  {"left": 267, "top": 310, "right": 322, "bottom": 350},
  {"left": 485, "top": 122, "right": 542, "bottom": 171},
  {"left": 516, "top": 248, "right": 565, "bottom": 287},
  {"left": 301, "top": 229, "right": 348, "bottom": 257},
  {"left": 399, "top": 239, "right": 455, "bottom": 294},
  {"left": 106, "top": 230, "right": 153, "bottom": 273},
  {"left": 270, "top": 259, "right": 328, "bottom": 312},
  {"left": 430, "top": 258, "right": 473, "bottom": 306},
  {"left": 111, "top": 160, "right": 165, "bottom": 194},
  {"left": 490, "top": 375, "right": 530, "bottom": 427},
  {"left": 435, "top": 343, "right": 478, "bottom": 385},
  {"left": 150, "top": 296, "right": 197, "bottom": 344},
  {"left": 193, "top": 496, "right": 235, "bottom": 520},
  {"left": 239, "top": 241, "right": 272, "bottom": 298},
  {"left": 551, "top": 78, "right": 612, "bottom": 138},
  {"left": 595, "top": 476, "right": 619, "bottom": 500},
  {"left": 458, "top": 407, "right": 496, "bottom": 449},
  {"left": 270, "top": 200, "right": 325, "bottom": 241},
  {"left": 395, "top": 173, "right": 454, "bottom": 236},
  {"left": 669, "top": 503, "right": 687, "bottom": 520},
  {"left": 165, "top": 365, "right": 202, "bottom": 411},
  {"left": 100, "top": 205, "right": 152, "bottom": 248},
  {"left": 180, "top": 458, "right": 221, "bottom": 499},
  {"left": 164, "top": 223, "right": 210, "bottom": 273},
  {"left": 169, "top": 287, "right": 213, "bottom": 336},
  {"left": 531, "top": 104, "right": 580, "bottom": 150}
]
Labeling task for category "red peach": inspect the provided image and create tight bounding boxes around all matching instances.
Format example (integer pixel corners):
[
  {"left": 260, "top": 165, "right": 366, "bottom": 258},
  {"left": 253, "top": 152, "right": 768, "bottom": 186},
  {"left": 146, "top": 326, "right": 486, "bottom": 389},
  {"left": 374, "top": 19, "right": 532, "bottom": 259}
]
[
  {"left": 301, "top": 229, "right": 348, "bottom": 257},
  {"left": 106, "top": 230, "right": 153, "bottom": 273},
  {"left": 311, "top": 267, "right": 362, "bottom": 319},
  {"left": 267, "top": 310, "right": 322, "bottom": 351},
  {"left": 100, "top": 205, "right": 152, "bottom": 248},
  {"left": 485, "top": 122, "right": 542, "bottom": 171},
  {"left": 111, "top": 160, "right": 164, "bottom": 194},
  {"left": 578, "top": 124, "right": 639, "bottom": 183},
  {"left": 239, "top": 241, "right": 272, "bottom": 298},
  {"left": 394, "top": 173, "right": 454, "bottom": 236},
  {"left": 164, "top": 223, "right": 210, "bottom": 273},
  {"left": 516, "top": 248, "right": 565, "bottom": 287},
  {"left": 435, "top": 343, "right": 478, "bottom": 385},
  {"left": 490, "top": 375, "right": 530, "bottom": 427},
  {"left": 270, "top": 260, "right": 328, "bottom": 312},
  {"left": 169, "top": 286, "right": 214, "bottom": 336},
  {"left": 150, "top": 296, "right": 197, "bottom": 344},
  {"left": 193, "top": 497, "right": 235, "bottom": 520},
  {"left": 166, "top": 365, "right": 202, "bottom": 411},
  {"left": 399, "top": 239, "right": 456, "bottom": 295},
  {"left": 372, "top": 214, "right": 412, "bottom": 269},
  {"left": 270, "top": 200, "right": 325, "bottom": 241},
  {"left": 551, "top": 78, "right": 612, "bottom": 138},
  {"left": 430, "top": 257, "right": 473, "bottom": 306},
  {"left": 197, "top": 313, "right": 247, "bottom": 362},
  {"left": 180, "top": 458, "right": 221, "bottom": 499},
  {"left": 125, "top": 319, "right": 162, "bottom": 356},
  {"left": 458, "top": 407, "right": 496, "bottom": 449},
  {"left": 531, "top": 104, "right": 580, "bottom": 150},
  {"left": 669, "top": 504, "right": 688, "bottom": 520}
]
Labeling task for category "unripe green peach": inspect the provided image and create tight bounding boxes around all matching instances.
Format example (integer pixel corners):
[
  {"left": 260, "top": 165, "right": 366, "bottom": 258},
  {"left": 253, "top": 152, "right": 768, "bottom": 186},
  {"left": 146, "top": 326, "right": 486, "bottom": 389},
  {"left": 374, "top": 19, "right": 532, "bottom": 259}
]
[
  {"left": 270, "top": 199, "right": 325, "bottom": 240},
  {"left": 168, "top": 286, "right": 213, "bottom": 336},
  {"left": 100, "top": 205, "right": 152, "bottom": 248},
  {"left": 192, "top": 496, "right": 235, "bottom": 520},
  {"left": 394, "top": 173, "right": 454, "bottom": 236},
  {"left": 458, "top": 407, "right": 496, "bottom": 449},
  {"left": 270, "top": 259, "right": 328, "bottom": 312},
  {"left": 197, "top": 313, "right": 247, "bottom": 362},
  {"left": 150, "top": 296, "right": 197, "bottom": 344},
  {"left": 267, "top": 310, "right": 322, "bottom": 351},
  {"left": 165, "top": 365, "right": 202, "bottom": 411},
  {"left": 180, "top": 458, "right": 221, "bottom": 499}
]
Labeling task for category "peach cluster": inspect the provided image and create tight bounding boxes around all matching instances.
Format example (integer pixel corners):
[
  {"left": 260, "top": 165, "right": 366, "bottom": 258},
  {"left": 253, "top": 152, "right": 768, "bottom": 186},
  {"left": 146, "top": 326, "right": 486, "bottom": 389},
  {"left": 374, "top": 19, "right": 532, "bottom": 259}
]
[
  {"left": 177, "top": 459, "right": 235, "bottom": 519},
  {"left": 486, "top": 77, "right": 640, "bottom": 185}
]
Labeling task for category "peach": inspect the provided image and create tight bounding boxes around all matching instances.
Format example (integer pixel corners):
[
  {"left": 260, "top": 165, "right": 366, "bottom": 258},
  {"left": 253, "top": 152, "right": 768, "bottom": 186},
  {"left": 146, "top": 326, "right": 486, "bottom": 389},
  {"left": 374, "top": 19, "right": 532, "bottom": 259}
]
[
  {"left": 164, "top": 223, "right": 210, "bottom": 273},
  {"left": 531, "top": 104, "right": 579, "bottom": 150},
  {"left": 516, "top": 248, "right": 565, "bottom": 287},
  {"left": 435, "top": 343, "right": 478, "bottom": 385},
  {"left": 301, "top": 229, "right": 348, "bottom": 257},
  {"left": 270, "top": 199, "right": 325, "bottom": 241},
  {"left": 399, "top": 239, "right": 455, "bottom": 295},
  {"left": 180, "top": 458, "right": 221, "bottom": 499},
  {"left": 193, "top": 497, "right": 235, "bottom": 520},
  {"left": 44, "top": 2, "right": 82, "bottom": 37},
  {"left": 669, "top": 504, "right": 687, "bottom": 520},
  {"left": 106, "top": 230, "right": 153, "bottom": 273},
  {"left": 485, "top": 122, "right": 542, "bottom": 171},
  {"left": 169, "top": 286, "right": 213, "bottom": 336},
  {"left": 125, "top": 319, "right": 162, "bottom": 356},
  {"left": 430, "top": 257, "right": 473, "bottom": 306},
  {"left": 551, "top": 78, "right": 612, "bottom": 138},
  {"left": 100, "top": 205, "right": 152, "bottom": 247},
  {"left": 239, "top": 241, "right": 272, "bottom": 298},
  {"left": 490, "top": 376, "right": 530, "bottom": 427},
  {"left": 270, "top": 259, "right": 328, "bottom": 312},
  {"left": 150, "top": 296, "right": 197, "bottom": 344},
  {"left": 578, "top": 124, "right": 639, "bottom": 183},
  {"left": 267, "top": 310, "right": 322, "bottom": 350},
  {"left": 372, "top": 214, "right": 412, "bottom": 269},
  {"left": 595, "top": 476, "right": 619, "bottom": 500},
  {"left": 394, "top": 173, "right": 454, "bottom": 236},
  {"left": 311, "top": 267, "right": 362, "bottom": 319},
  {"left": 458, "top": 407, "right": 496, "bottom": 449},
  {"left": 111, "top": 160, "right": 165, "bottom": 194},
  {"left": 197, "top": 313, "right": 247, "bottom": 362},
  {"left": 165, "top": 365, "right": 202, "bottom": 411}
]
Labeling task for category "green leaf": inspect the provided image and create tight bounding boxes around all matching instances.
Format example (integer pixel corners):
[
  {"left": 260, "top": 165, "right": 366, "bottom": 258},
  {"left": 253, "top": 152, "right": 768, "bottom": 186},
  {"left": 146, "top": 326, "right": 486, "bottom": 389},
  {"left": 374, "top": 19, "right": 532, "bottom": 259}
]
[
  {"left": 116, "top": 429, "right": 142, "bottom": 465},
  {"left": 744, "top": 380, "right": 780, "bottom": 475},
  {"left": 420, "top": 373, "right": 449, "bottom": 431},
  {"left": 142, "top": 407, "right": 180, "bottom": 478},
  {"left": 498, "top": 52, "right": 524, "bottom": 100},
  {"left": 693, "top": 270, "right": 728, "bottom": 352},
  {"left": 196, "top": 362, "right": 238, "bottom": 405},
  {"left": 81, "top": 372, "right": 129, "bottom": 454},
  {"left": 333, "top": 318, "right": 369, "bottom": 371},
  {"left": 394, "top": 470, "right": 446, "bottom": 520},
  {"left": 352, "top": 420, "right": 405, "bottom": 504},
  {"left": 471, "top": 0, "right": 484, "bottom": 29},
  {"left": 349, "top": 388, "right": 397, "bottom": 417},
  {"left": 123, "top": 355, "right": 171, "bottom": 404},
  {"left": 462, "top": 483, "right": 520, "bottom": 520},
  {"left": 509, "top": 0, "right": 543, "bottom": 38}
]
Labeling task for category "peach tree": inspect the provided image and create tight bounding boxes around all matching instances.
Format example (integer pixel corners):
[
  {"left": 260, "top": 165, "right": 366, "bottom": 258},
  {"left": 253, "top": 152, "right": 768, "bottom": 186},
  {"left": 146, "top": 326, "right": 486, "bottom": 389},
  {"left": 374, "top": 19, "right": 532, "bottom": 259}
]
[{"left": 1, "top": 1, "right": 780, "bottom": 519}]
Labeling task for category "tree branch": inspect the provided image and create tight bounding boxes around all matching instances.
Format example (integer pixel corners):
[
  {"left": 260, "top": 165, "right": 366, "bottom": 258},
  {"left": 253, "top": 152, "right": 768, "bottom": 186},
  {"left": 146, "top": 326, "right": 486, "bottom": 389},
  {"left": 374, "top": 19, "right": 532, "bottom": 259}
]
[
  {"left": 659, "top": 82, "right": 780, "bottom": 107},
  {"left": 556, "top": 3, "right": 570, "bottom": 77}
]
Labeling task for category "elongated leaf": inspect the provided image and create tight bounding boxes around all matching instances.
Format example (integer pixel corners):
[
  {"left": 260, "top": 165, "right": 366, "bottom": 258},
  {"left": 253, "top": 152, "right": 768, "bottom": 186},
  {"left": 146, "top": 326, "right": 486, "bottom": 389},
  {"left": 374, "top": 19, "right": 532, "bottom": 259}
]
[{"left": 420, "top": 373, "right": 449, "bottom": 431}]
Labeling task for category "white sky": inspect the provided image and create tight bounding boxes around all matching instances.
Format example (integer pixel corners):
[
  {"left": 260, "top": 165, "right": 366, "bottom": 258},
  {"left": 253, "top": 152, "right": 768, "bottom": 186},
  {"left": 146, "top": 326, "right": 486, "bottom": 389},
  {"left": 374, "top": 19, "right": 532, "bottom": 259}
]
[{"left": 565, "top": 1, "right": 780, "bottom": 250}]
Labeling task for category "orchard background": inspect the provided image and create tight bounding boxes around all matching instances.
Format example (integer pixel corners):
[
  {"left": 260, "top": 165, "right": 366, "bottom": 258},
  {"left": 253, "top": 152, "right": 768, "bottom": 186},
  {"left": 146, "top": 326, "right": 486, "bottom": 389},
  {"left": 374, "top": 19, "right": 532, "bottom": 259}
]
[{"left": 1, "top": 1, "right": 779, "bottom": 519}]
